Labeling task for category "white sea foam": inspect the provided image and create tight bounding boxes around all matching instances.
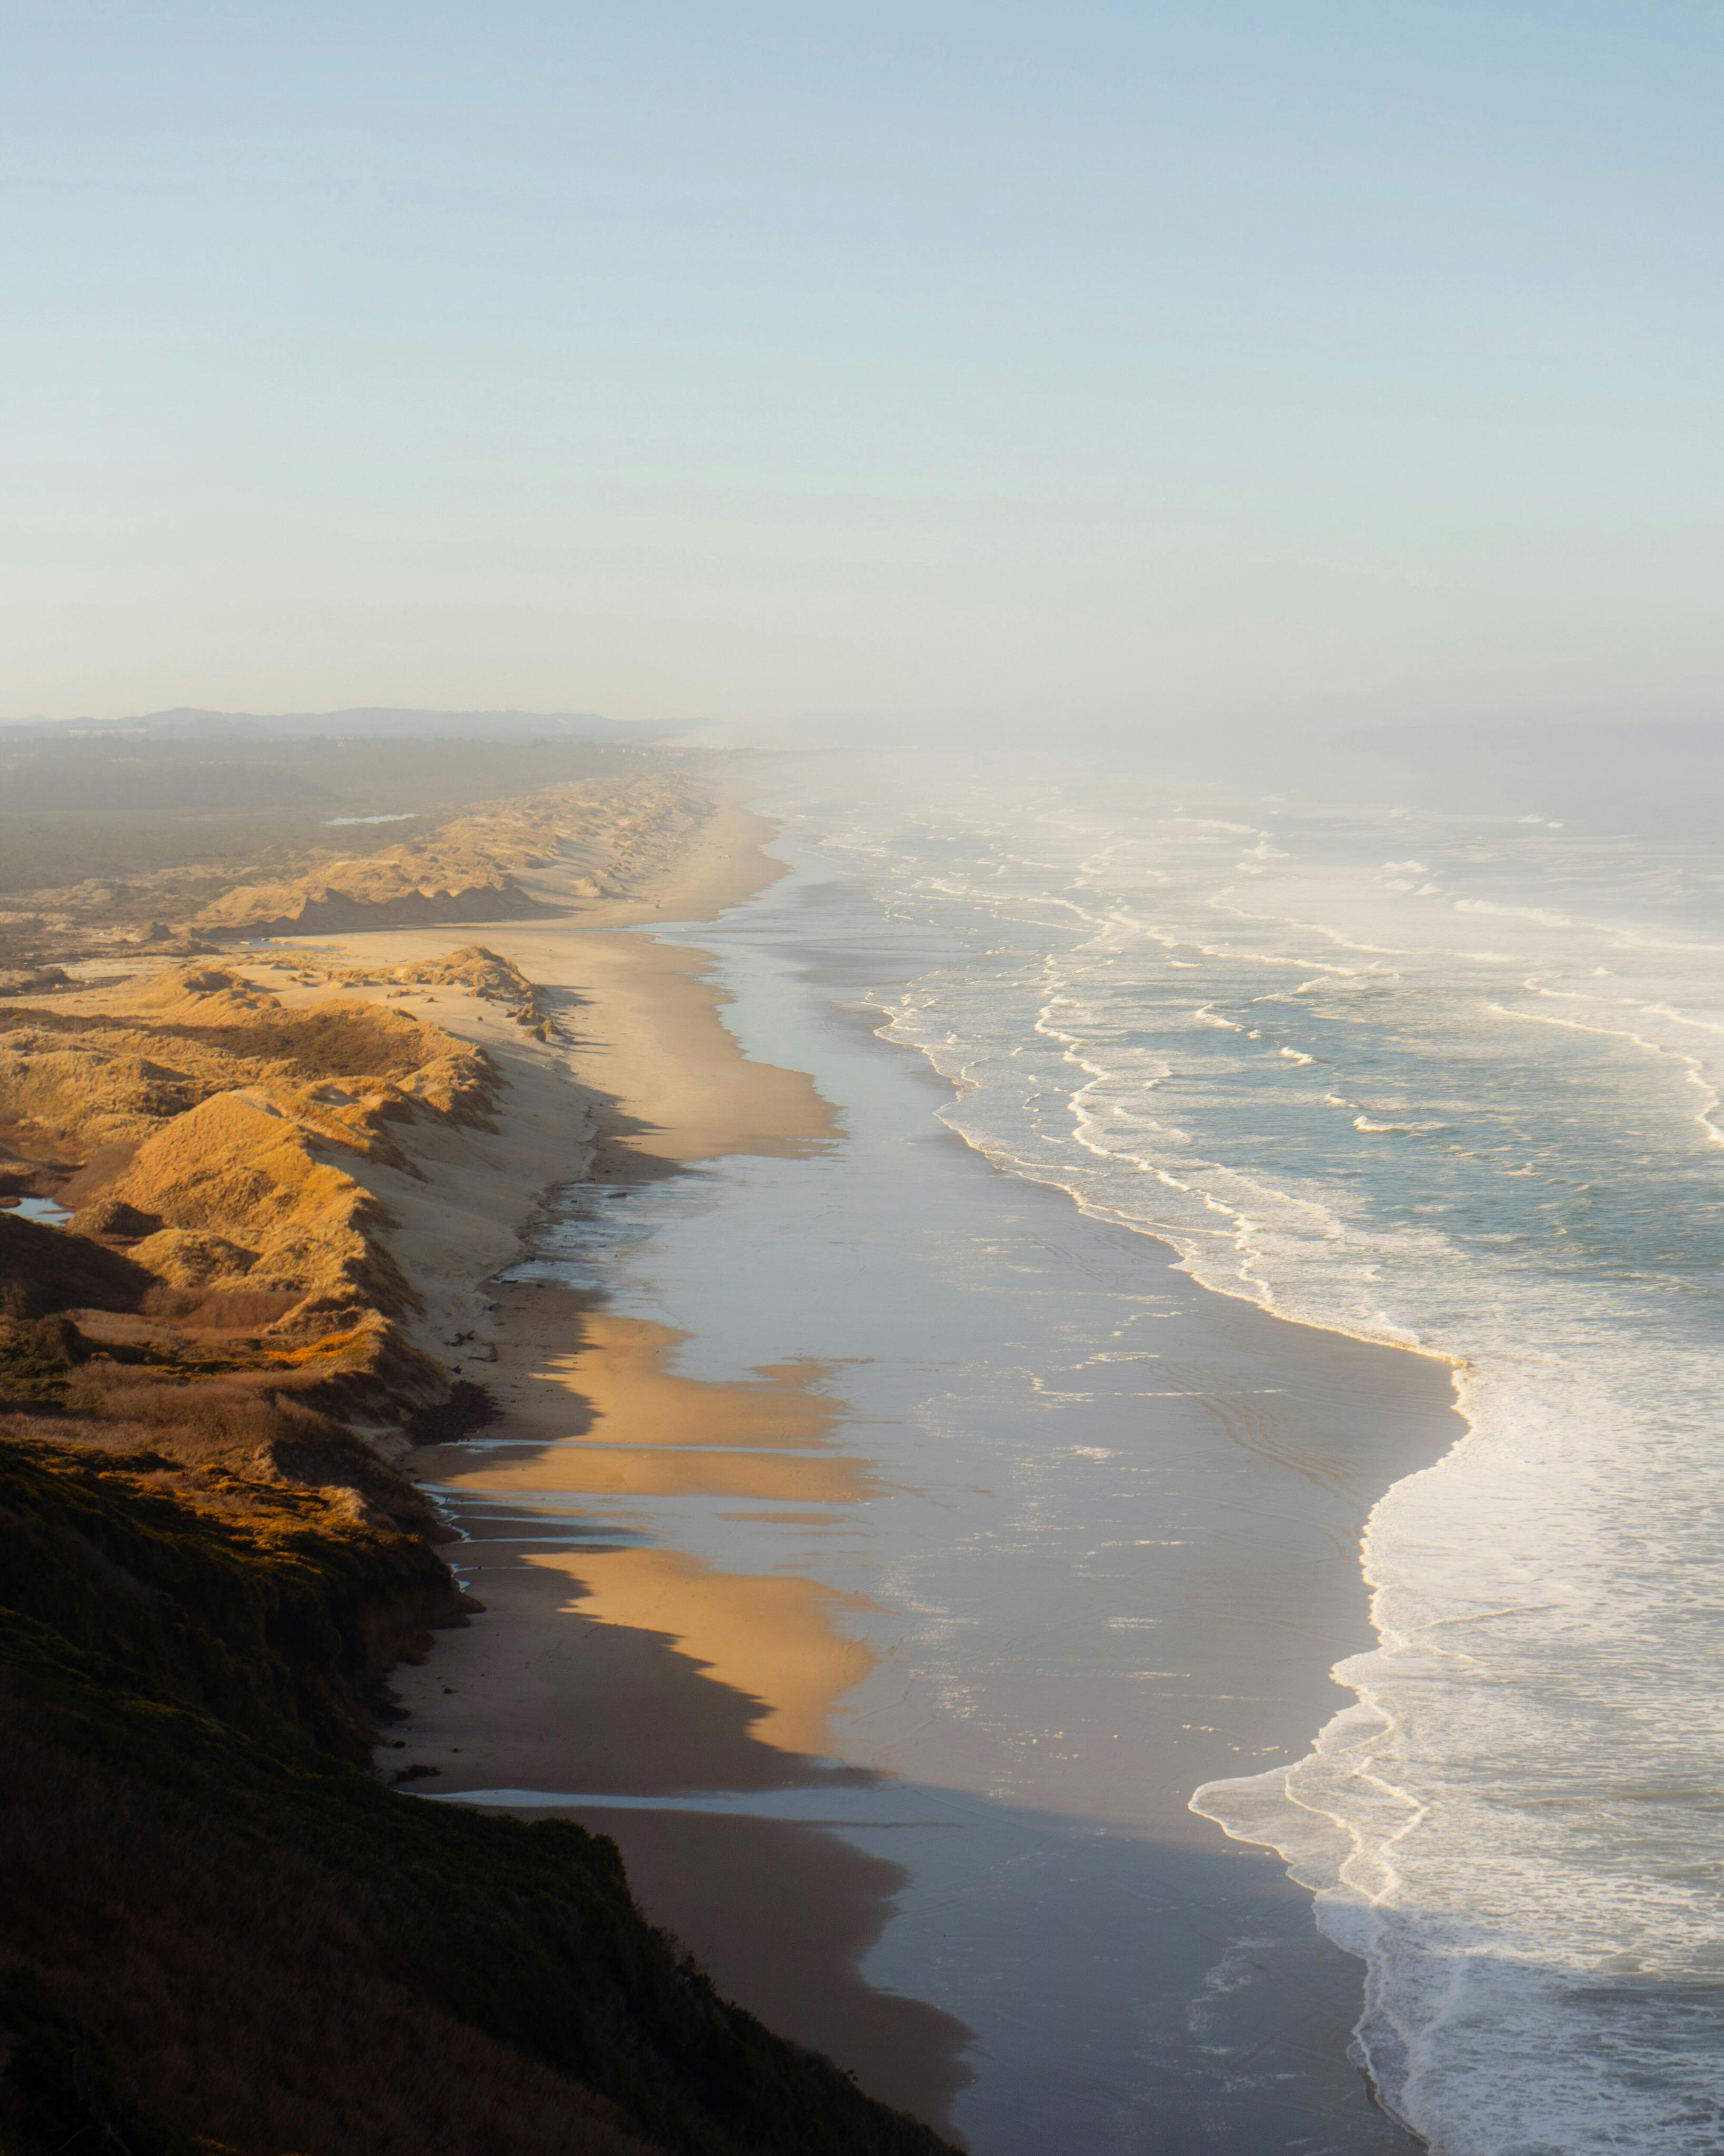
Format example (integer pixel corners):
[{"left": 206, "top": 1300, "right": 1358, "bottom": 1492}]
[{"left": 785, "top": 771, "right": 1724, "bottom": 2155}]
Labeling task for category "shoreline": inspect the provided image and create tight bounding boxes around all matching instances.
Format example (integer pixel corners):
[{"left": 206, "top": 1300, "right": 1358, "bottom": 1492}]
[
  {"left": 0, "top": 769, "right": 973, "bottom": 2156},
  {"left": 253, "top": 787, "right": 978, "bottom": 2127},
  {"left": 242, "top": 795, "right": 830, "bottom": 1404},
  {"left": 262, "top": 777, "right": 1446, "bottom": 2147}
]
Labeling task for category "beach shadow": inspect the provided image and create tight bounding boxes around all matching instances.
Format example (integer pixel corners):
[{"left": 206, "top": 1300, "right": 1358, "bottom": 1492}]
[
  {"left": 564, "top": 1806, "right": 976, "bottom": 2132},
  {"left": 389, "top": 1546, "right": 976, "bottom": 2128}
]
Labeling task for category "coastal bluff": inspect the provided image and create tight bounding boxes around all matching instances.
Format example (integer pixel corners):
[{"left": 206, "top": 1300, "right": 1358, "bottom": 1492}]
[{"left": 0, "top": 951, "right": 957, "bottom": 2156}]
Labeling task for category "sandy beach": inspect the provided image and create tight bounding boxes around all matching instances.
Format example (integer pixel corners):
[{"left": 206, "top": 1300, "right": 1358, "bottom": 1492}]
[
  {"left": 234, "top": 792, "right": 974, "bottom": 2127},
  {"left": 246, "top": 783, "right": 1456, "bottom": 2150},
  {"left": 206, "top": 797, "right": 814, "bottom": 1376}
]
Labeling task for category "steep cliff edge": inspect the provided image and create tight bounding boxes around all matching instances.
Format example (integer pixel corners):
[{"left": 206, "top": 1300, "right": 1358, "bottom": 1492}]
[
  {"left": 0, "top": 1438, "right": 958, "bottom": 2156},
  {"left": 0, "top": 945, "right": 961, "bottom": 2155}
]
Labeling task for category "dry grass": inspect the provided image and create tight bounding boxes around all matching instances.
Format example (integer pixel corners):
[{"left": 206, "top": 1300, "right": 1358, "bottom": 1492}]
[
  {"left": 0, "top": 964, "right": 500, "bottom": 1441},
  {"left": 139, "top": 1283, "right": 304, "bottom": 1331}
]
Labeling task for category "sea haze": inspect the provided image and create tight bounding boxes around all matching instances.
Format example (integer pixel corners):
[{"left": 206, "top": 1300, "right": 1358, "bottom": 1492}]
[{"left": 778, "top": 750, "right": 1724, "bottom": 2154}]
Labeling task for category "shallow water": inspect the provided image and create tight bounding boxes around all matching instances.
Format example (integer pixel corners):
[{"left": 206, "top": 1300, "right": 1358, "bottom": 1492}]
[
  {"left": 445, "top": 810, "right": 1469, "bottom": 2151},
  {"left": 7, "top": 1195, "right": 73, "bottom": 1224},
  {"left": 755, "top": 754, "right": 1724, "bottom": 2155}
]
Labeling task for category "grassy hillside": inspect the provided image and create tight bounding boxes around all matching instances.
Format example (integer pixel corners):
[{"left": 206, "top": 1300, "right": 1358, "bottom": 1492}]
[{"left": 0, "top": 1435, "right": 960, "bottom": 2156}]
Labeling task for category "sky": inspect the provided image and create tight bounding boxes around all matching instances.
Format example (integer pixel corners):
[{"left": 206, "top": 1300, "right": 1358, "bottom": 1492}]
[{"left": 5, "top": 1, "right": 1724, "bottom": 740}]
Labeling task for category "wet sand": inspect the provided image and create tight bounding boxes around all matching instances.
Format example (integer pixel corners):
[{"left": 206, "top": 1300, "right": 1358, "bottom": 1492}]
[
  {"left": 280, "top": 793, "right": 1458, "bottom": 2148},
  {"left": 256, "top": 796, "right": 976, "bottom": 2122}
]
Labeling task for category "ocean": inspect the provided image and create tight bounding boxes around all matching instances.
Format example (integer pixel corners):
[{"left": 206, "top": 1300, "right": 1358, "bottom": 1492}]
[{"left": 763, "top": 751, "right": 1724, "bottom": 2153}]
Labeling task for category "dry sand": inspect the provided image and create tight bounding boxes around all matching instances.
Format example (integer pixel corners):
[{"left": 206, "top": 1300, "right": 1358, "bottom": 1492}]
[
  {"left": 220, "top": 798, "right": 831, "bottom": 1385},
  {"left": 251, "top": 788, "right": 975, "bottom": 2128}
]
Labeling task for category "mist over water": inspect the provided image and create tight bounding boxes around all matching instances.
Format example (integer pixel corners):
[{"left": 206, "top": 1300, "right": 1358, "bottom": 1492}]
[{"left": 768, "top": 748, "right": 1724, "bottom": 2154}]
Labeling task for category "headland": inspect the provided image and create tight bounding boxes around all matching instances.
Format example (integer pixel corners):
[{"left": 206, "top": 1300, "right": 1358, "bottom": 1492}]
[{"left": 0, "top": 761, "right": 964, "bottom": 2155}]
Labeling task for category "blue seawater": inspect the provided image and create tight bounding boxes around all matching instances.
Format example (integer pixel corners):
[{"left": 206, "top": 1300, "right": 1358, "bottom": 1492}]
[{"left": 775, "top": 758, "right": 1724, "bottom": 2156}]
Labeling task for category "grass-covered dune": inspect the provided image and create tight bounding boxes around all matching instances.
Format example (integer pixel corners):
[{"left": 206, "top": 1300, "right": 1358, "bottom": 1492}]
[
  {"left": 0, "top": 1434, "right": 960, "bottom": 2156},
  {"left": 0, "top": 756, "right": 701, "bottom": 969},
  {"left": 0, "top": 946, "right": 959, "bottom": 2155}
]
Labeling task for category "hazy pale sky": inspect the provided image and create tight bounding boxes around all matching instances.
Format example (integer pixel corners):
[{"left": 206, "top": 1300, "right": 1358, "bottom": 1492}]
[{"left": 6, "top": 1, "right": 1723, "bottom": 735}]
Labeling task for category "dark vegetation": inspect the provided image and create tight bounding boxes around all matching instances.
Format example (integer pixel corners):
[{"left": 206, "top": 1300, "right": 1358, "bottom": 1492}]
[{"left": 0, "top": 1440, "right": 959, "bottom": 2156}]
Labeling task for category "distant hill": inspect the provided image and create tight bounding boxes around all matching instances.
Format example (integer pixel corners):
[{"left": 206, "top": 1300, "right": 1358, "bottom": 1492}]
[
  {"left": 0, "top": 723, "right": 676, "bottom": 894},
  {"left": 0, "top": 707, "right": 673, "bottom": 745}
]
